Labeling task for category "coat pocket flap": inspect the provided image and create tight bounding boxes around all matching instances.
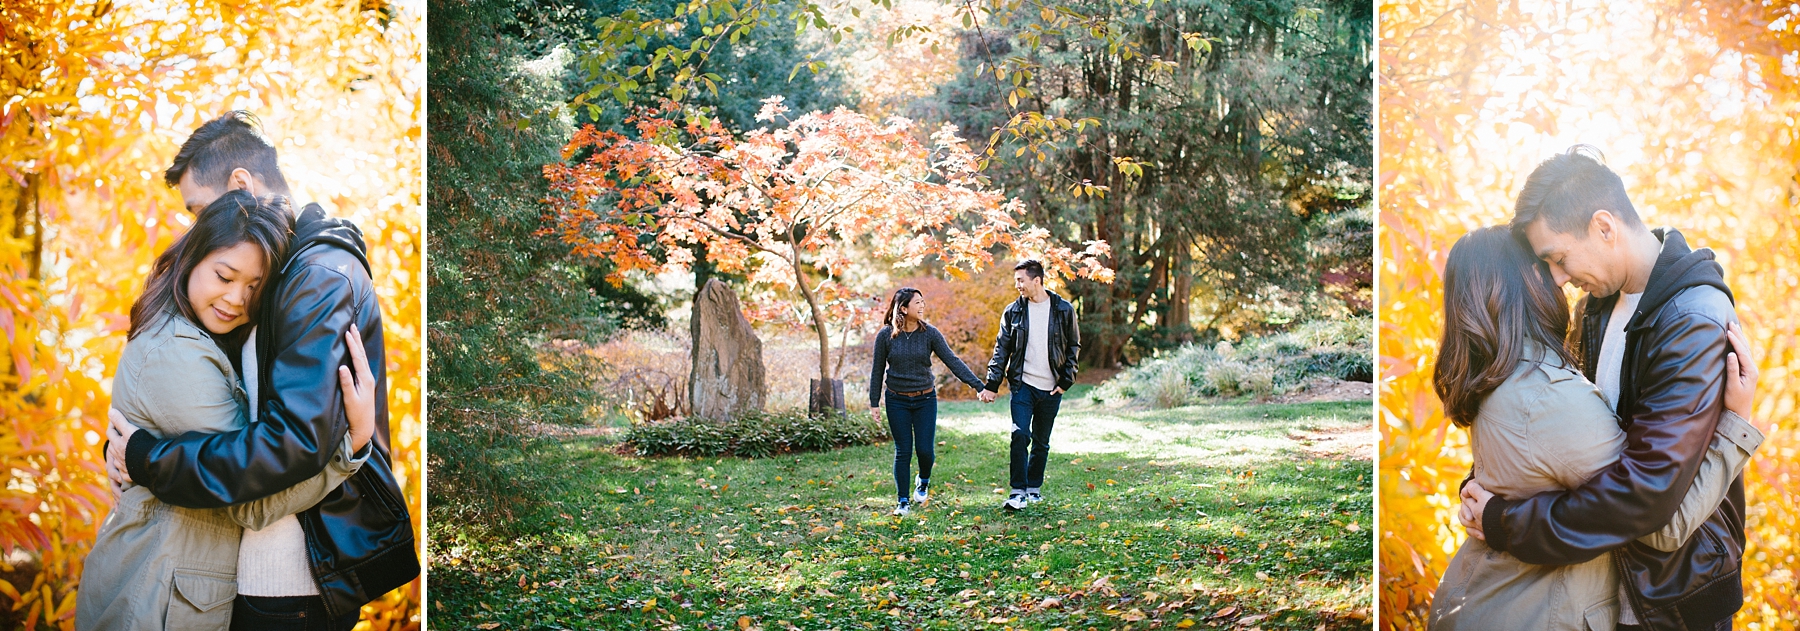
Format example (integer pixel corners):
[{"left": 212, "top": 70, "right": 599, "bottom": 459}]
[{"left": 172, "top": 570, "right": 237, "bottom": 612}]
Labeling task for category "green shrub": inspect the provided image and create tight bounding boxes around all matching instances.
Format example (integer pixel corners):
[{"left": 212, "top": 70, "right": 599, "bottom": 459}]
[
  {"left": 626, "top": 409, "right": 888, "bottom": 457},
  {"left": 1094, "top": 316, "right": 1371, "bottom": 406}
]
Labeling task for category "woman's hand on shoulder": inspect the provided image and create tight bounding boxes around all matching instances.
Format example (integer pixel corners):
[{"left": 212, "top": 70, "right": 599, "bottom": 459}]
[
  {"left": 1723, "top": 321, "right": 1758, "bottom": 421},
  {"left": 339, "top": 324, "right": 377, "bottom": 452}
]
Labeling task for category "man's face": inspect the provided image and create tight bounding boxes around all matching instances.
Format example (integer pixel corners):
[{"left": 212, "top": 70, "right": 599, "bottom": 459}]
[
  {"left": 1013, "top": 269, "right": 1042, "bottom": 297},
  {"left": 1522, "top": 214, "right": 1626, "bottom": 297}
]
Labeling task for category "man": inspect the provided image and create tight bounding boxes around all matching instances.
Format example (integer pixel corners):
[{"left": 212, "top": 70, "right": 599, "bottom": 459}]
[
  {"left": 1460, "top": 146, "right": 1749, "bottom": 630},
  {"left": 104, "top": 111, "right": 419, "bottom": 629},
  {"left": 980, "top": 260, "right": 1080, "bottom": 512}
]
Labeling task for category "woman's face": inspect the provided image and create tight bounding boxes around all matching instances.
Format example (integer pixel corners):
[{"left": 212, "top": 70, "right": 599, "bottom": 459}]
[
  {"left": 187, "top": 242, "right": 266, "bottom": 334},
  {"left": 902, "top": 295, "right": 926, "bottom": 322}
]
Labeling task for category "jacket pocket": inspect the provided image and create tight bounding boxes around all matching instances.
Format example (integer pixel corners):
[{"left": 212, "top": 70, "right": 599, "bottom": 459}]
[
  {"left": 354, "top": 468, "right": 408, "bottom": 527},
  {"left": 166, "top": 569, "right": 236, "bottom": 630},
  {"left": 1582, "top": 597, "right": 1618, "bottom": 631}
]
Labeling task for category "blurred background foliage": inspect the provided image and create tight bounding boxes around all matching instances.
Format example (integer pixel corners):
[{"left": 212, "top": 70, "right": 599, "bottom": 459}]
[
  {"left": 1378, "top": 0, "right": 1800, "bottom": 628},
  {"left": 0, "top": 0, "right": 422, "bottom": 628}
]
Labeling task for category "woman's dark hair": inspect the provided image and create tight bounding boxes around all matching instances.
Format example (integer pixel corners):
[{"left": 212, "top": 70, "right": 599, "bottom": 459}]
[
  {"left": 128, "top": 190, "right": 294, "bottom": 342},
  {"left": 882, "top": 287, "right": 924, "bottom": 328},
  {"left": 1433, "top": 226, "right": 1577, "bottom": 427}
]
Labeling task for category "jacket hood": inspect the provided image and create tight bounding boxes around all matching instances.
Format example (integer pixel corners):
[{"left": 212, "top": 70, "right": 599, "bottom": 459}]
[
  {"left": 288, "top": 202, "right": 371, "bottom": 276},
  {"left": 1627, "top": 228, "right": 1732, "bottom": 331}
]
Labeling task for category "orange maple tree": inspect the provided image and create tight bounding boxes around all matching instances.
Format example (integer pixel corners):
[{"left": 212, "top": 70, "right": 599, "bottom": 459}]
[
  {"left": 1, "top": 1, "right": 422, "bottom": 629},
  {"left": 544, "top": 98, "right": 1113, "bottom": 386},
  {"left": 1379, "top": 0, "right": 1800, "bottom": 628}
]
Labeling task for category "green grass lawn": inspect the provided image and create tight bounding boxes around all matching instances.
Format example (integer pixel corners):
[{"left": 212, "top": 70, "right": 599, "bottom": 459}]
[{"left": 429, "top": 392, "right": 1373, "bottom": 630}]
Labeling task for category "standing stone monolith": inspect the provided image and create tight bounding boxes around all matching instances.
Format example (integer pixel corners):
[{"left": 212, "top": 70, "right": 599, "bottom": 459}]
[{"left": 689, "top": 279, "right": 766, "bottom": 419}]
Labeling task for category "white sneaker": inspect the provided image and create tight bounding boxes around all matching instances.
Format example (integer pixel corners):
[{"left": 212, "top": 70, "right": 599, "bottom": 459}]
[
  {"left": 913, "top": 480, "right": 930, "bottom": 505},
  {"left": 1002, "top": 492, "right": 1028, "bottom": 511},
  {"left": 1025, "top": 491, "right": 1043, "bottom": 504},
  {"left": 893, "top": 500, "right": 911, "bottom": 517}
]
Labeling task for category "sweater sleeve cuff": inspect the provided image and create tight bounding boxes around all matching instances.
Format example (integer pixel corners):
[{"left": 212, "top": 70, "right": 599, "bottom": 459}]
[
  {"left": 124, "top": 429, "right": 158, "bottom": 487},
  {"left": 1483, "top": 495, "right": 1514, "bottom": 553}
]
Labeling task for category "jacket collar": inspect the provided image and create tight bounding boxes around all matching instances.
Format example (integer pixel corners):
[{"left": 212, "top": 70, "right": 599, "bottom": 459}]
[
  {"left": 1013, "top": 290, "right": 1070, "bottom": 312},
  {"left": 285, "top": 202, "right": 372, "bottom": 276},
  {"left": 1625, "top": 227, "right": 1732, "bottom": 332}
]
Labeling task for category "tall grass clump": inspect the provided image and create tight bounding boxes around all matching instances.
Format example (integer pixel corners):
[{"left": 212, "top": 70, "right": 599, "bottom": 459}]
[{"left": 625, "top": 409, "right": 888, "bottom": 457}]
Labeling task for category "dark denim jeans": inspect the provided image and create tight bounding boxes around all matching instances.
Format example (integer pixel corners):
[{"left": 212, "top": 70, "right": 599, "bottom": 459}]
[
  {"left": 1009, "top": 383, "right": 1062, "bottom": 490},
  {"left": 885, "top": 390, "right": 938, "bottom": 502},
  {"left": 229, "top": 595, "right": 360, "bottom": 631}
]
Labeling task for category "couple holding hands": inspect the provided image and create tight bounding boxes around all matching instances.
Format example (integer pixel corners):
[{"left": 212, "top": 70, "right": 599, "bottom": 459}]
[{"left": 868, "top": 260, "right": 1079, "bottom": 517}]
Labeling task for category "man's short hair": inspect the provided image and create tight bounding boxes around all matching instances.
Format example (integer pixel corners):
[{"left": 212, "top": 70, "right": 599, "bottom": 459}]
[
  {"left": 165, "top": 111, "right": 291, "bottom": 194},
  {"left": 1510, "top": 145, "right": 1641, "bottom": 237},
  {"left": 1013, "top": 259, "right": 1045, "bottom": 281}
]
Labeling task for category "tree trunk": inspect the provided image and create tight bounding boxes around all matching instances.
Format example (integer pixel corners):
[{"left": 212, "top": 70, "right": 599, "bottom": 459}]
[
  {"left": 1168, "top": 241, "right": 1193, "bottom": 343},
  {"left": 809, "top": 378, "right": 845, "bottom": 416}
]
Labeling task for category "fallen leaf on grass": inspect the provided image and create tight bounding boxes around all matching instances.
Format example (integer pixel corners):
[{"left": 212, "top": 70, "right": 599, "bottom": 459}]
[
  {"left": 477, "top": 625, "right": 500, "bottom": 630},
  {"left": 1210, "top": 606, "right": 1239, "bottom": 619},
  {"left": 922, "top": 578, "right": 937, "bottom": 586},
  {"left": 1176, "top": 620, "right": 1196, "bottom": 628},
  {"left": 1237, "top": 614, "right": 1269, "bottom": 625}
]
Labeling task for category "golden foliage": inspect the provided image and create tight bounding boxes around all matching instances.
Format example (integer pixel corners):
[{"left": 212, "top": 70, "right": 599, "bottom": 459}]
[
  {"left": 0, "top": 1, "right": 421, "bottom": 629},
  {"left": 1378, "top": 0, "right": 1800, "bottom": 628}
]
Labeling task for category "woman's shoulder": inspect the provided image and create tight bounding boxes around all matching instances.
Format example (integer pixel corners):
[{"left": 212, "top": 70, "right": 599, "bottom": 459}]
[
  {"left": 1482, "top": 353, "right": 1616, "bottom": 434},
  {"left": 122, "top": 311, "right": 231, "bottom": 373}
]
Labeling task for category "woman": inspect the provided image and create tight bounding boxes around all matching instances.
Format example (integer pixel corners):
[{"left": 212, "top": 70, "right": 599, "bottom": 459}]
[
  {"left": 1426, "top": 227, "right": 1761, "bottom": 630},
  {"left": 869, "top": 287, "right": 986, "bottom": 516},
  {"left": 78, "top": 191, "right": 378, "bottom": 631}
]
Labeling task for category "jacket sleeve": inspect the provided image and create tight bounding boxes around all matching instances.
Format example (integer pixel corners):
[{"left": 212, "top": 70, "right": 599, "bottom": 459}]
[
  {"left": 1483, "top": 309, "right": 1731, "bottom": 565},
  {"left": 124, "top": 262, "right": 361, "bottom": 508},
  {"left": 226, "top": 435, "right": 370, "bottom": 531},
  {"left": 983, "top": 308, "right": 1014, "bottom": 391},
  {"left": 1058, "top": 305, "right": 1080, "bottom": 391},
  {"left": 930, "top": 327, "right": 985, "bottom": 391},
  {"left": 869, "top": 328, "right": 890, "bottom": 408},
  {"left": 1639, "top": 410, "right": 1763, "bottom": 551}
]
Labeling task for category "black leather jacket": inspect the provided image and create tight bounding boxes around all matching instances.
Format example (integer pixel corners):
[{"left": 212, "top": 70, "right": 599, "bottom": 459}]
[
  {"left": 125, "top": 204, "right": 420, "bottom": 617},
  {"left": 983, "top": 291, "right": 1080, "bottom": 392},
  {"left": 1483, "top": 229, "right": 1741, "bottom": 631}
]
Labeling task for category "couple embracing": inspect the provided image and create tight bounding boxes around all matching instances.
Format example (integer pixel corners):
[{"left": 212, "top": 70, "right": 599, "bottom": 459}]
[
  {"left": 1428, "top": 146, "right": 1764, "bottom": 631},
  {"left": 868, "top": 260, "right": 1079, "bottom": 517},
  {"left": 76, "top": 112, "right": 419, "bottom": 630}
]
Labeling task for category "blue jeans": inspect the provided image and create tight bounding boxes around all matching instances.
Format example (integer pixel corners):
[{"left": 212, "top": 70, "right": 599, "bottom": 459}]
[
  {"left": 230, "top": 595, "right": 359, "bottom": 631},
  {"left": 885, "top": 391, "right": 938, "bottom": 501},
  {"left": 1009, "top": 383, "right": 1062, "bottom": 490}
]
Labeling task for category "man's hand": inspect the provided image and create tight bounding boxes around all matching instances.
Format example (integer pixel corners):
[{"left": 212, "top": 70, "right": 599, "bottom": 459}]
[
  {"left": 978, "top": 390, "right": 997, "bottom": 403},
  {"left": 1723, "top": 321, "right": 1760, "bottom": 427},
  {"left": 1459, "top": 480, "right": 1495, "bottom": 541},
  {"left": 1052, "top": 387, "right": 1065, "bottom": 396},
  {"left": 105, "top": 408, "right": 141, "bottom": 487}
]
